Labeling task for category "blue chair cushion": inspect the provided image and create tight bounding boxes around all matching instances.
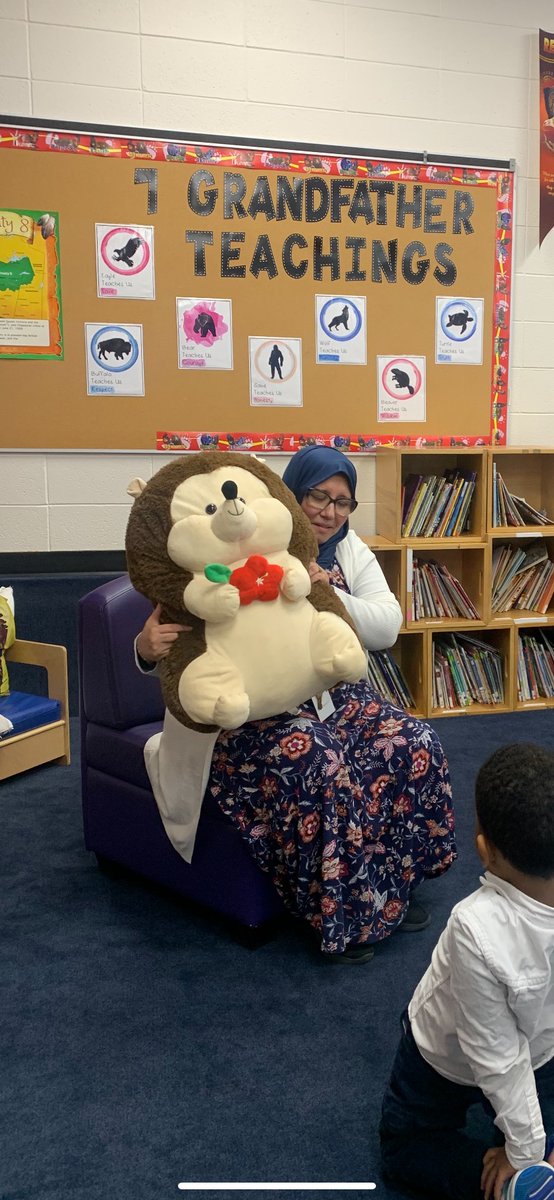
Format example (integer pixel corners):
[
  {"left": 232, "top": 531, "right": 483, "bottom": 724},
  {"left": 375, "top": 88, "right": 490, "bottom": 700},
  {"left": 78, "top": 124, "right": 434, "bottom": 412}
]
[{"left": 0, "top": 691, "right": 61, "bottom": 738}]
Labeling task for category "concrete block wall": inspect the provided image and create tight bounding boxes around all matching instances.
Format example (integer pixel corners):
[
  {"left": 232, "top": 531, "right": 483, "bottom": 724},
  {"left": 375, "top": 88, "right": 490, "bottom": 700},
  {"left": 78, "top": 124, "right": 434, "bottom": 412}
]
[
  {"left": 2, "top": 0, "right": 554, "bottom": 552},
  {"left": 0, "top": 450, "right": 377, "bottom": 552}
]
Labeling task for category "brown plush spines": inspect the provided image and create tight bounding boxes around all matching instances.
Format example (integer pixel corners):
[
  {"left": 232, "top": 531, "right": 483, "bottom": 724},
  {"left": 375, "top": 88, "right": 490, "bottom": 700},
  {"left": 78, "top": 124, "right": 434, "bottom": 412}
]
[{"left": 125, "top": 450, "right": 360, "bottom": 730}]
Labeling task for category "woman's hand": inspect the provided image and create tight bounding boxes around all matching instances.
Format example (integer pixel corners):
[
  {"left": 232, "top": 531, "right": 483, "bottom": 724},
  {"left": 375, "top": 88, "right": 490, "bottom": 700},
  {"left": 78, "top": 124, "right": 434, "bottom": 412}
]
[
  {"left": 481, "top": 1147, "right": 516, "bottom": 1200},
  {"left": 308, "top": 560, "right": 330, "bottom": 587},
  {"left": 136, "top": 603, "right": 191, "bottom": 664}
]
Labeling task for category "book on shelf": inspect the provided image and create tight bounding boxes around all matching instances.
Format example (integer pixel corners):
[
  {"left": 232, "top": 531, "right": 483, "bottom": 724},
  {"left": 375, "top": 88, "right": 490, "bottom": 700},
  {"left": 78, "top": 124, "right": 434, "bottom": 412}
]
[
  {"left": 401, "top": 468, "right": 477, "bottom": 538},
  {"left": 517, "top": 629, "right": 554, "bottom": 700},
  {"left": 452, "top": 476, "right": 478, "bottom": 535},
  {"left": 426, "top": 480, "right": 454, "bottom": 536},
  {"left": 367, "top": 649, "right": 415, "bottom": 710},
  {"left": 411, "top": 558, "right": 479, "bottom": 621},
  {"left": 433, "top": 649, "right": 455, "bottom": 709},
  {"left": 517, "top": 561, "right": 554, "bottom": 612},
  {"left": 411, "top": 476, "right": 439, "bottom": 537},
  {"left": 492, "top": 470, "right": 552, "bottom": 527},
  {"left": 535, "top": 638, "right": 554, "bottom": 695},
  {"left": 401, "top": 474, "right": 424, "bottom": 534},
  {"left": 425, "top": 565, "right": 448, "bottom": 618},
  {"left": 492, "top": 541, "right": 554, "bottom": 613},
  {"left": 433, "top": 633, "right": 504, "bottom": 709},
  {"left": 457, "top": 632, "right": 504, "bottom": 703},
  {"left": 439, "top": 563, "right": 480, "bottom": 619},
  {"left": 492, "top": 461, "right": 499, "bottom": 527},
  {"left": 433, "top": 478, "right": 462, "bottom": 538},
  {"left": 440, "top": 474, "right": 468, "bottom": 537}
]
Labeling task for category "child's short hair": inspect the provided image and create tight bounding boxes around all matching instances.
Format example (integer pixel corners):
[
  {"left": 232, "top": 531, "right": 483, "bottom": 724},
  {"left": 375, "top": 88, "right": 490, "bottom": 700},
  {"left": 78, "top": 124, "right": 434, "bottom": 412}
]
[{"left": 475, "top": 743, "right": 554, "bottom": 879}]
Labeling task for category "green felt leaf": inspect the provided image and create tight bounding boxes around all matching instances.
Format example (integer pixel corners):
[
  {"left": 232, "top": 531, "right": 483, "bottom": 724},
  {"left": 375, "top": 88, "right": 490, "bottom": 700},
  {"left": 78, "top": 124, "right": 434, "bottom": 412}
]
[{"left": 204, "top": 563, "right": 232, "bottom": 584}]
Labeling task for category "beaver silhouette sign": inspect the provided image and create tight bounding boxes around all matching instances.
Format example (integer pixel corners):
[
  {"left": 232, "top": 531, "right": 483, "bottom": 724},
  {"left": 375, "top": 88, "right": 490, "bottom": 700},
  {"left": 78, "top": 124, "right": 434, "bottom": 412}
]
[{"left": 377, "top": 355, "right": 426, "bottom": 423}]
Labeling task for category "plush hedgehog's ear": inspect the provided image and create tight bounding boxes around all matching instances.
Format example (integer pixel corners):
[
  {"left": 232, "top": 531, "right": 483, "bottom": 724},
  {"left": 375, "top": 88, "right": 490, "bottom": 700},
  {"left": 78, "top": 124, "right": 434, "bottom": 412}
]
[{"left": 127, "top": 477, "right": 147, "bottom": 499}]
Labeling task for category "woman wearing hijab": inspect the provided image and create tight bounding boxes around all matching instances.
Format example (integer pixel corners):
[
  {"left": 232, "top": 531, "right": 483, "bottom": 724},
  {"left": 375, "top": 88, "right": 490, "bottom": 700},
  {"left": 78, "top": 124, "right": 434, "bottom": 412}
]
[
  {"left": 282, "top": 445, "right": 402, "bottom": 650},
  {"left": 136, "top": 446, "right": 455, "bottom": 964}
]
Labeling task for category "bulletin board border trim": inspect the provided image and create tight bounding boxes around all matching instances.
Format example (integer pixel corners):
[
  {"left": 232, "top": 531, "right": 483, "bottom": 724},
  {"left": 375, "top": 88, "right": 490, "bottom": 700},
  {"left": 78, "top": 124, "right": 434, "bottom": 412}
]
[
  {"left": 0, "top": 114, "right": 513, "bottom": 171},
  {"left": 1, "top": 116, "right": 514, "bottom": 449}
]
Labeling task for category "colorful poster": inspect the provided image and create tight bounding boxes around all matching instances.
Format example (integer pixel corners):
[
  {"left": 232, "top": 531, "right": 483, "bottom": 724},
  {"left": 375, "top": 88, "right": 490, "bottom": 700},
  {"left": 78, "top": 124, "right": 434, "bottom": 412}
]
[
  {"left": 85, "top": 322, "right": 144, "bottom": 396},
  {"left": 435, "top": 297, "right": 484, "bottom": 364},
  {"left": 377, "top": 355, "right": 426, "bottom": 422},
  {"left": 249, "top": 337, "right": 302, "bottom": 407},
  {"left": 315, "top": 294, "right": 367, "bottom": 364},
  {"left": 0, "top": 208, "right": 63, "bottom": 357},
  {"left": 95, "top": 224, "right": 155, "bottom": 298},
  {"left": 540, "top": 30, "right": 554, "bottom": 246},
  {"left": 176, "top": 298, "right": 233, "bottom": 369}
]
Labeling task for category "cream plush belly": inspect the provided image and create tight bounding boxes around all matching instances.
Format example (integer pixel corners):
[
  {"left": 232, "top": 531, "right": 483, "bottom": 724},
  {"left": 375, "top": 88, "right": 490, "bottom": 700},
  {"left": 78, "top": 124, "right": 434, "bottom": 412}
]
[{"left": 178, "top": 557, "right": 367, "bottom": 730}]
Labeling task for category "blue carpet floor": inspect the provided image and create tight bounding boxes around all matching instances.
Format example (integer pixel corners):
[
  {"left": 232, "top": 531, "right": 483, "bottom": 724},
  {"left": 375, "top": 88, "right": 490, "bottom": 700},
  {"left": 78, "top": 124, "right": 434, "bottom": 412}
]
[{"left": 2, "top": 710, "right": 553, "bottom": 1200}]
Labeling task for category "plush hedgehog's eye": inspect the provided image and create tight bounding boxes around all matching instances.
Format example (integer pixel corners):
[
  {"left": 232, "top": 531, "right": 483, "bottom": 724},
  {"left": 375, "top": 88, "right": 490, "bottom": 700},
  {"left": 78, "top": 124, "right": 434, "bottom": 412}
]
[
  {"left": 205, "top": 503, "right": 217, "bottom": 514},
  {"left": 239, "top": 496, "right": 245, "bottom": 503}
]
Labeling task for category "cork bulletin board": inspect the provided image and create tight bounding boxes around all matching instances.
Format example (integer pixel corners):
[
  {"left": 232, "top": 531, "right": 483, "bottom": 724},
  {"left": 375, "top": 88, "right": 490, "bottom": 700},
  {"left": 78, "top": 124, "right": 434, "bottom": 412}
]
[{"left": 0, "top": 118, "right": 514, "bottom": 451}]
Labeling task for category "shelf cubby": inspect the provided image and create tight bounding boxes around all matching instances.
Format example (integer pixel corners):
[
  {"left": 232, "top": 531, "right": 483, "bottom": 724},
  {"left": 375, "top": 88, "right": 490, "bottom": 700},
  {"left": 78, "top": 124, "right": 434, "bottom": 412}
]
[
  {"left": 376, "top": 447, "right": 487, "bottom": 544},
  {"left": 389, "top": 630, "right": 427, "bottom": 718},
  {"left": 487, "top": 447, "right": 554, "bottom": 535},
  {"left": 429, "top": 626, "right": 512, "bottom": 718},
  {"left": 515, "top": 626, "right": 554, "bottom": 710},
  {"left": 405, "top": 543, "right": 487, "bottom": 628}
]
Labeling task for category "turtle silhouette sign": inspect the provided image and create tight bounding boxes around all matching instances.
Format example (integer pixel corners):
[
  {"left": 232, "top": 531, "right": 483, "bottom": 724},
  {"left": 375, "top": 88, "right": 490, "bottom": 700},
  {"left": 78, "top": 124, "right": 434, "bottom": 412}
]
[{"left": 436, "top": 297, "right": 483, "bottom": 364}]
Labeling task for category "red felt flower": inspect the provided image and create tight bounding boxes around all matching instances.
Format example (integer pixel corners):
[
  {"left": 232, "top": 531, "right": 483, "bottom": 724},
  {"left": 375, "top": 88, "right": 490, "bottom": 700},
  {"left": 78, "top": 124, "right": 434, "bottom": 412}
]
[{"left": 229, "top": 555, "right": 284, "bottom": 605}]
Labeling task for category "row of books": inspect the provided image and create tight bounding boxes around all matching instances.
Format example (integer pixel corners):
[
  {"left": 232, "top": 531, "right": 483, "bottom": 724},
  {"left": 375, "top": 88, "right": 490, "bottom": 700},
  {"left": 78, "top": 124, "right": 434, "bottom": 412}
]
[
  {"left": 491, "top": 542, "right": 554, "bottom": 613},
  {"left": 432, "top": 633, "right": 504, "bottom": 709},
  {"left": 492, "top": 464, "right": 552, "bottom": 526},
  {"left": 517, "top": 630, "right": 554, "bottom": 700},
  {"left": 410, "top": 556, "right": 480, "bottom": 621},
  {"left": 401, "top": 469, "right": 476, "bottom": 537},
  {"left": 367, "top": 649, "right": 415, "bottom": 710}
]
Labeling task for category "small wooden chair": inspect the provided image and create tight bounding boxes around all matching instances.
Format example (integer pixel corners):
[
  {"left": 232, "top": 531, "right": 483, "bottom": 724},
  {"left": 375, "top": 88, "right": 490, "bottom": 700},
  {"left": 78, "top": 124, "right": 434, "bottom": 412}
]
[{"left": 0, "top": 640, "right": 70, "bottom": 781}]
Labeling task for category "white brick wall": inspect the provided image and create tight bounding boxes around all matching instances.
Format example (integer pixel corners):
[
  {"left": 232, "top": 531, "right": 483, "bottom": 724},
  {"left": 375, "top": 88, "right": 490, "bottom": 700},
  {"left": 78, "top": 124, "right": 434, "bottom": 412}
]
[{"left": 1, "top": 0, "right": 553, "bottom": 551}]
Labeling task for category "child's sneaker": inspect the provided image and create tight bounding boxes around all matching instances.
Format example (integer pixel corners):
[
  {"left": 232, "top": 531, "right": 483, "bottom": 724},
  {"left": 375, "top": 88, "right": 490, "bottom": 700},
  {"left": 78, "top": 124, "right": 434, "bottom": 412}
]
[{"left": 503, "top": 1163, "right": 554, "bottom": 1200}]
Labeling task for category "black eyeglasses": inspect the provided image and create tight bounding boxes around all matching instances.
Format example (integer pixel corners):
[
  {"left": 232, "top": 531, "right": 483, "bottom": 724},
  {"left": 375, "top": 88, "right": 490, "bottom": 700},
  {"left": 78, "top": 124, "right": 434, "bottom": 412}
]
[{"left": 304, "top": 487, "right": 358, "bottom": 515}]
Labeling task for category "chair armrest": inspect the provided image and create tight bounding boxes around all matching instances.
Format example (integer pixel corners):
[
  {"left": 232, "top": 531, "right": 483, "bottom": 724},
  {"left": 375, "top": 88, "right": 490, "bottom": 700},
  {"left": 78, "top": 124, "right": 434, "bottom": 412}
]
[{"left": 6, "top": 639, "right": 68, "bottom": 716}]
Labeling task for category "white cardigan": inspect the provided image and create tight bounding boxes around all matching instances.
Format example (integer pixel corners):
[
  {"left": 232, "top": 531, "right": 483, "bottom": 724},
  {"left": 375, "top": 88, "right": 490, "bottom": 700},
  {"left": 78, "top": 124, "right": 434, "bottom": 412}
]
[
  {"left": 334, "top": 531, "right": 403, "bottom": 651},
  {"left": 141, "top": 530, "right": 403, "bottom": 862}
]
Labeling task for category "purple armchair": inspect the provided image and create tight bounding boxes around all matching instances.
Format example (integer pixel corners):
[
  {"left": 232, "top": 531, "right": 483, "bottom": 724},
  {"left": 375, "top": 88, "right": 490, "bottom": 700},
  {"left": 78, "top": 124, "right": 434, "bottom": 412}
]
[{"left": 79, "top": 576, "right": 284, "bottom": 932}]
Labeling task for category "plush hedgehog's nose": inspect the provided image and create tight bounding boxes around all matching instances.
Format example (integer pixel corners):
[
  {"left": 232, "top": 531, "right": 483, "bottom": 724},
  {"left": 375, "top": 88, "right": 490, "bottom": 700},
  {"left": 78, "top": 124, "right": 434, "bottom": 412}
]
[{"left": 221, "top": 480, "right": 238, "bottom": 500}]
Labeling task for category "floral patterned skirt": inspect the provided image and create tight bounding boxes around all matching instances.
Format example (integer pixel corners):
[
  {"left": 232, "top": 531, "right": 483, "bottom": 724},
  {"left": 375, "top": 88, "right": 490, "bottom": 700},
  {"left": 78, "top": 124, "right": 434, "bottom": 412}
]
[{"left": 207, "top": 680, "right": 456, "bottom": 955}]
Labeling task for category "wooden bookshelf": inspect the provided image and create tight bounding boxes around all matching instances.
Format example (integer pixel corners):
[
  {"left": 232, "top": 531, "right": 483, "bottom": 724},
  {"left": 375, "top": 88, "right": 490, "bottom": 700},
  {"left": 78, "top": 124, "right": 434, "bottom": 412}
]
[{"left": 367, "top": 446, "right": 554, "bottom": 717}]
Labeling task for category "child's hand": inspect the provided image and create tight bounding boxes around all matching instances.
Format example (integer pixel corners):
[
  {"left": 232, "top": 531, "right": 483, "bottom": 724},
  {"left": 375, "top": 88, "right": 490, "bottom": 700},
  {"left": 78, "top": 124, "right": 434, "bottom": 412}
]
[{"left": 481, "top": 1147, "right": 516, "bottom": 1200}]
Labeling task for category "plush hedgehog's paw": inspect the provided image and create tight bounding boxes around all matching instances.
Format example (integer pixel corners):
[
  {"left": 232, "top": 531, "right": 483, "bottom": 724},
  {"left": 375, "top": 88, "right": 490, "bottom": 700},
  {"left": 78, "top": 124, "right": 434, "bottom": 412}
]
[
  {"left": 213, "top": 692, "right": 250, "bottom": 730},
  {"left": 281, "top": 565, "right": 310, "bottom": 602},
  {"left": 330, "top": 645, "right": 367, "bottom": 684},
  {"left": 211, "top": 584, "right": 241, "bottom": 621},
  {"left": 318, "top": 643, "right": 367, "bottom": 684}
]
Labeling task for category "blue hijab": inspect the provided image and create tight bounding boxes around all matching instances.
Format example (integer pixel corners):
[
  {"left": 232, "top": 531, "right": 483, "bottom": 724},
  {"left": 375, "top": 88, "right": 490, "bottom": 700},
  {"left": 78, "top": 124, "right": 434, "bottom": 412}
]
[{"left": 282, "top": 445, "right": 357, "bottom": 569}]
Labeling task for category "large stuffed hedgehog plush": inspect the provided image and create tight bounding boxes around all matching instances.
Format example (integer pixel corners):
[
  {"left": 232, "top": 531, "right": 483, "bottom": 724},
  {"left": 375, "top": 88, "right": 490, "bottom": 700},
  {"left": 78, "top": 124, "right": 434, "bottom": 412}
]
[{"left": 126, "top": 451, "right": 367, "bottom": 732}]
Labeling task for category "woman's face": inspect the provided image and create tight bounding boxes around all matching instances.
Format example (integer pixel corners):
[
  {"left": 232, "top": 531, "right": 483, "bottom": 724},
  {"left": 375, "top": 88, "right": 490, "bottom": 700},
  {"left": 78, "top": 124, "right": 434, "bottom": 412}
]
[{"left": 300, "top": 473, "right": 353, "bottom": 544}]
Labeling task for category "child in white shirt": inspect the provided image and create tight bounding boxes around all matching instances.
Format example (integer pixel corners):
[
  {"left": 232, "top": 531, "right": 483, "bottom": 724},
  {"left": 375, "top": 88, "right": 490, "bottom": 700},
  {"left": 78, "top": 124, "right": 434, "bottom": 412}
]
[{"left": 380, "top": 742, "right": 554, "bottom": 1200}]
